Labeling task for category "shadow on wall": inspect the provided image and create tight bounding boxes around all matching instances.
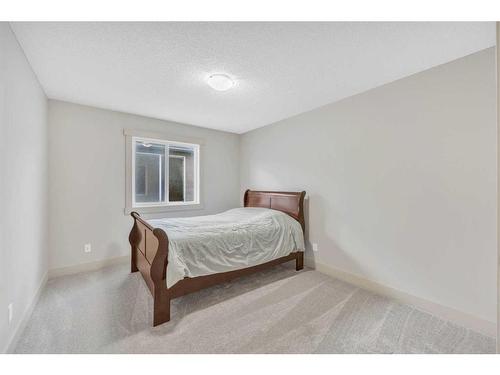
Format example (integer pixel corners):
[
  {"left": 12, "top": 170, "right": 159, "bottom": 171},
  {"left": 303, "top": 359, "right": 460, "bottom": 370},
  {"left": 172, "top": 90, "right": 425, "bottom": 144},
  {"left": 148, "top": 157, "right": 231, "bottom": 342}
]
[
  {"left": 304, "top": 193, "right": 375, "bottom": 282},
  {"left": 107, "top": 242, "right": 123, "bottom": 259}
]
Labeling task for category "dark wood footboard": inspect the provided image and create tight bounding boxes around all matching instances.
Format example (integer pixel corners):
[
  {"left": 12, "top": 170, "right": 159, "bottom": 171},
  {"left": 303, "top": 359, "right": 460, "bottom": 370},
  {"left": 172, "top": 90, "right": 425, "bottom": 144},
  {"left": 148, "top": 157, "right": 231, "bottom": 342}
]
[
  {"left": 129, "top": 189, "right": 306, "bottom": 327},
  {"left": 129, "top": 212, "right": 171, "bottom": 325}
]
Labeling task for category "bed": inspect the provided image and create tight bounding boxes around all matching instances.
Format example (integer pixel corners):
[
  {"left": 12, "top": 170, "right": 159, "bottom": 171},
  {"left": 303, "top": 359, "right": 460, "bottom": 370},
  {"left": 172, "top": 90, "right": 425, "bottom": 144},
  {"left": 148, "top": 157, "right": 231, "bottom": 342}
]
[{"left": 129, "top": 189, "right": 306, "bottom": 326}]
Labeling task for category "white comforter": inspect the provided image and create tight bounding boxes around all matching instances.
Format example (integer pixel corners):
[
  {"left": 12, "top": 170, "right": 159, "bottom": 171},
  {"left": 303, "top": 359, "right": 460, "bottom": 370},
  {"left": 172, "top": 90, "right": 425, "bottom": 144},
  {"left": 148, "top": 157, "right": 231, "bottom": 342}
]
[{"left": 147, "top": 207, "right": 305, "bottom": 288}]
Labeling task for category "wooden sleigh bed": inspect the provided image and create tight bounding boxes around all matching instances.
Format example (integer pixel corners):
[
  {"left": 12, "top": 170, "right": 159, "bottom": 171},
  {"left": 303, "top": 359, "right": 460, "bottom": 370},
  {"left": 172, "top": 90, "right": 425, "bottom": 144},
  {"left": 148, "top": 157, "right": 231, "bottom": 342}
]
[{"left": 129, "top": 189, "right": 306, "bottom": 326}]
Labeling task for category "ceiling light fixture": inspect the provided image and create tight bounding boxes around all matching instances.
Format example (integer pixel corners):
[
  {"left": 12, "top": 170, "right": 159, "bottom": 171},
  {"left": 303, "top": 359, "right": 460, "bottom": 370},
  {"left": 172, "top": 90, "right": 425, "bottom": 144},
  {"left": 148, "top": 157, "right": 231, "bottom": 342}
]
[{"left": 206, "top": 74, "right": 235, "bottom": 91}]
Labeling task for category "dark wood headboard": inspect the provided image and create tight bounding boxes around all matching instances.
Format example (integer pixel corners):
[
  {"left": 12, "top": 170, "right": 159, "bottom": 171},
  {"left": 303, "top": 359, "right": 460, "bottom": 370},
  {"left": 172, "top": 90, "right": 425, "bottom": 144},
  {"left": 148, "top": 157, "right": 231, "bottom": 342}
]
[{"left": 243, "top": 190, "right": 306, "bottom": 233}]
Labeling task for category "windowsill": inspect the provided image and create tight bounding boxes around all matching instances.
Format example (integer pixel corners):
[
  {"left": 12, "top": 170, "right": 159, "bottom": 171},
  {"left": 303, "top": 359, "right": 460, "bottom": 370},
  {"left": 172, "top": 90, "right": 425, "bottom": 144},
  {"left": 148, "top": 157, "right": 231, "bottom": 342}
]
[{"left": 124, "top": 203, "right": 204, "bottom": 215}]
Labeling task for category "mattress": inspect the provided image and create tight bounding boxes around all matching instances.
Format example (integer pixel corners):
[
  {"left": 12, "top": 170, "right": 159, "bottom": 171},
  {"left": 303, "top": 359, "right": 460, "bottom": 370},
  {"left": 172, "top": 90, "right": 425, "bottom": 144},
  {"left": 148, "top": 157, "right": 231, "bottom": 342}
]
[{"left": 147, "top": 207, "right": 305, "bottom": 288}]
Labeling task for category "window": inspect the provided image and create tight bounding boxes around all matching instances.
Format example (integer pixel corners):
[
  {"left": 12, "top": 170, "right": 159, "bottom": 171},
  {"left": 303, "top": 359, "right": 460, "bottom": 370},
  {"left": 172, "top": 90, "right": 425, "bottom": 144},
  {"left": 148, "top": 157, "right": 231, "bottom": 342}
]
[{"left": 126, "top": 131, "right": 201, "bottom": 213}]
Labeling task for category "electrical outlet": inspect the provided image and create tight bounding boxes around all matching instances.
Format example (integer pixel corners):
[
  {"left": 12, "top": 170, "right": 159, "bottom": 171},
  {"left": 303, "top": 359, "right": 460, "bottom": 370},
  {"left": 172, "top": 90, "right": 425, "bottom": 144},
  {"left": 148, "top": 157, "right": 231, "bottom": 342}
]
[
  {"left": 84, "top": 243, "right": 92, "bottom": 253},
  {"left": 312, "top": 243, "right": 319, "bottom": 252},
  {"left": 8, "top": 303, "right": 13, "bottom": 324}
]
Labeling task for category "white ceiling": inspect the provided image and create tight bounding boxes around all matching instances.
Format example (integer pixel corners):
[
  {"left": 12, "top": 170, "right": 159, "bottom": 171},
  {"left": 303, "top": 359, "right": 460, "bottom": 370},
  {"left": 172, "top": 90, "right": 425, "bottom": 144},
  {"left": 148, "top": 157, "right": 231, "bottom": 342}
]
[{"left": 11, "top": 22, "right": 496, "bottom": 134}]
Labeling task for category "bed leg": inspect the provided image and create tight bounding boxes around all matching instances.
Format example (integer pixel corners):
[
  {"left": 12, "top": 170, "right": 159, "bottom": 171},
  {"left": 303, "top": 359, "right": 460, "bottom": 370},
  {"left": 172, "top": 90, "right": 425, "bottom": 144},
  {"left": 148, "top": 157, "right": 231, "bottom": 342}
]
[
  {"left": 131, "top": 254, "right": 138, "bottom": 273},
  {"left": 296, "top": 252, "right": 304, "bottom": 271},
  {"left": 153, "top": 289, "right": 171, "bottom": 326},
  {"left": 130, "top": 242, "right": 139, "bottom": 272}
]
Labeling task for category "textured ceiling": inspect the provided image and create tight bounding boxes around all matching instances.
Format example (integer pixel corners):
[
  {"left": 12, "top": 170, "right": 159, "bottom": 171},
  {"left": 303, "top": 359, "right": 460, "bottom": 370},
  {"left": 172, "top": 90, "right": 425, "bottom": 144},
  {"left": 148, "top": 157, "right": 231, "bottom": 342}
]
[{"left": 11, "top": 22, "right": 496, "bottom": 134}]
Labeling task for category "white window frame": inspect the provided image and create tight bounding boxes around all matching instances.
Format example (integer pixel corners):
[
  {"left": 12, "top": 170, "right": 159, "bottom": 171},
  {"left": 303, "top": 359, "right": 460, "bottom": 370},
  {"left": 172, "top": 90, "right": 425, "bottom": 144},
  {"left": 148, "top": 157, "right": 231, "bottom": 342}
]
[{"left": 124, "top": 129, "right": 203, "bottom": 214}]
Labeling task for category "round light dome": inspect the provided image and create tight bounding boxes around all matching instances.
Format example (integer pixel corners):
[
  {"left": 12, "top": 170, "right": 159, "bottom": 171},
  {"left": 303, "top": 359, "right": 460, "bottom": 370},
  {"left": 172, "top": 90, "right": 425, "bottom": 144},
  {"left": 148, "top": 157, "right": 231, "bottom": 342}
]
[{"left": 206, "top": 74, "right": 234, "bottom": 91}]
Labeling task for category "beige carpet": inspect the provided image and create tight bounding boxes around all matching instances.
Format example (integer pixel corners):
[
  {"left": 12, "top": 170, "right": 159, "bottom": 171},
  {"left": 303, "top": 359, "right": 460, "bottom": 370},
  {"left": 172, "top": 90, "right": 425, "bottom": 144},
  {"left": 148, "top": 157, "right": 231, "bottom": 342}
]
[{"left": 14, "top": 262, "right": 495, "bottom": 353}]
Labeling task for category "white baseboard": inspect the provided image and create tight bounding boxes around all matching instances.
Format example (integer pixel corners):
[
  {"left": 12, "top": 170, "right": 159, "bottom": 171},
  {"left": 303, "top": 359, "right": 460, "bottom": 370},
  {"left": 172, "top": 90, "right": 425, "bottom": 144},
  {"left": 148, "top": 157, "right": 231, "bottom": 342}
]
[
  {"left": 305, "top": 257, "right": 496, "bottom": 338},
  {"left": 48, "top": 255, "right": 129, "bottom": 279},
  {"left": 4, "top": 271, "right": 48, "bottom": 353}
]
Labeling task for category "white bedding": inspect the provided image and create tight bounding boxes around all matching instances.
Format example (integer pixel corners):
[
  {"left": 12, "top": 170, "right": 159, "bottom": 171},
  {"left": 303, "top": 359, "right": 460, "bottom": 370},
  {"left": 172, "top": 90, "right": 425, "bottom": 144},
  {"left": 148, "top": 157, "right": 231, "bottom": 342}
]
[{"left": 147, "top": 207, "right": 305, "bottom": 288}]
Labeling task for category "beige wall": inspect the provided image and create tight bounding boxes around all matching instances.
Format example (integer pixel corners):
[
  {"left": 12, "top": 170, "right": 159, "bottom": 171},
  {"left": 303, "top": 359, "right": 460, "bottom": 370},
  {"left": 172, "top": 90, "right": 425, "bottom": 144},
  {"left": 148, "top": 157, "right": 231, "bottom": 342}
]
[
  {"left": 48, "top": 100, "right": 240, "bottom": 270},
  {"left": 240, "top": 48, "right": 497, "bottom": 325},
  {"left": 0, "top": 23, "right": 48, "bottom": 352},
  {"left": 496, "top": 22, "right": 499, "bottom": 352}
]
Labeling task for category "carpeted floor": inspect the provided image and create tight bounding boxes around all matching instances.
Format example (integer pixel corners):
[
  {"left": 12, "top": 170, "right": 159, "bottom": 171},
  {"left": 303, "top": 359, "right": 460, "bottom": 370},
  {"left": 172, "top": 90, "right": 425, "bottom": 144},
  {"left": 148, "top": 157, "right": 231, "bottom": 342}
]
[{"left": 14, "top": 262, "right": 495, "bottom": 354}]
